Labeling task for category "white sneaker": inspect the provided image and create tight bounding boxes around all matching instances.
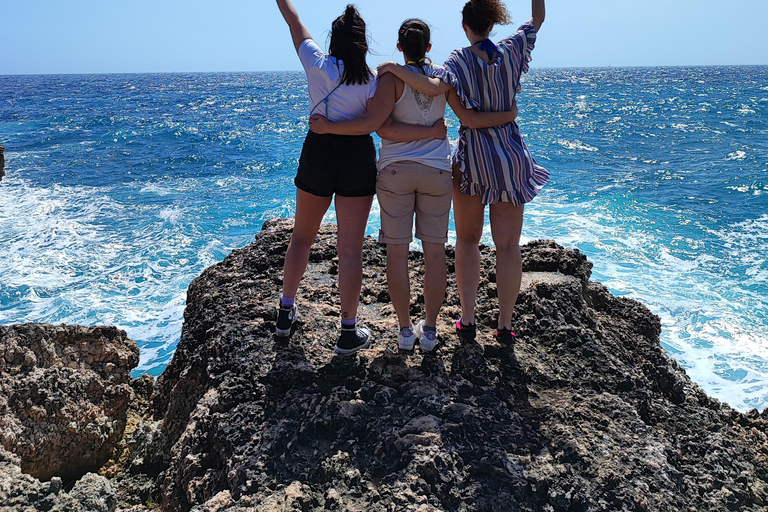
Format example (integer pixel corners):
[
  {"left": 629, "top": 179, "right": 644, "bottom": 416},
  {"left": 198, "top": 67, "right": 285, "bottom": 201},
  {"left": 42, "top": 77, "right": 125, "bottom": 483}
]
[
  {"left": 398, "top": 326, "right": 415, "bottom": 351},
  {"left": 415, "top": 320, "right": 438, "bottom": 352}
]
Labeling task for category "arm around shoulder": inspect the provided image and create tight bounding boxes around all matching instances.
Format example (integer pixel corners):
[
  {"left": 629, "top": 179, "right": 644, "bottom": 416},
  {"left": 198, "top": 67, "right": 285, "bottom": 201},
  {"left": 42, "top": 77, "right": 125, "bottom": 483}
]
[
  {"left": 276, "top": 0, "right": 312, "bottom": 52},
  {"left": 377, "top": 62, "right": 450, "bottom": 97}
]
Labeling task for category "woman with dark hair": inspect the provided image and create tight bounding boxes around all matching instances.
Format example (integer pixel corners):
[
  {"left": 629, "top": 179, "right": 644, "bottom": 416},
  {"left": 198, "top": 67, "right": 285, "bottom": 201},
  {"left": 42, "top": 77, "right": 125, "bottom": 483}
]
[
  {"left": 309, "top": 18, "right": 517, "bottom": 352},
  {"left": 274, "top": 0, "right": 379, "bottom": 355},
  {"left": 378, "top": 0, "right": 548, "bottom": 345}
]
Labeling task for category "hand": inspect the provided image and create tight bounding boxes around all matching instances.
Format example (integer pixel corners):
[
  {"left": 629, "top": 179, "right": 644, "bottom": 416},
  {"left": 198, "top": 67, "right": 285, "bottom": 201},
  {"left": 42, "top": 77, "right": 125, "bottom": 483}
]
[
  {"left": 308, "top": 114, "right": 331, "bottom": 134},
  {"left": 377, "top": 61, "right": 399, "bottom": 77},
  {"left": 431, "top": 118, "right": 448, "bottom": 139}
]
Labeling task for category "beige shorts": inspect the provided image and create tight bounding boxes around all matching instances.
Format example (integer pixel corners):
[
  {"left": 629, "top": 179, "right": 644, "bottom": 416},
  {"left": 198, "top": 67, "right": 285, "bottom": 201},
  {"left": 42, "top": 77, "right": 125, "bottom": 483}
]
[{"left": 376, "top": 160, "right": 453, "bottom": 244}]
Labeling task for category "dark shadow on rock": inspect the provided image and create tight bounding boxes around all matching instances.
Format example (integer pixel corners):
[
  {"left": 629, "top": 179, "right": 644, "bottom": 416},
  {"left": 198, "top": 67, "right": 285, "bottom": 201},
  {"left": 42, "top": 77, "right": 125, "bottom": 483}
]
[{"left": 125, "top": 218, "right": 768, "bottom": 512}]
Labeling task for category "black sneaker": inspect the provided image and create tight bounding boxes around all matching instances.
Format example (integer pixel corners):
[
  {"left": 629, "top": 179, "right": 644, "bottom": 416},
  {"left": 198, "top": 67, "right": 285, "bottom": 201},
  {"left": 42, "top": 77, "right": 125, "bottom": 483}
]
[
  {"left": 455, "top": 319, "right": 476, "bottom": 342},
  {"left": 494, "top": 328, "right": 516, "bottom": 345},
  {"left": 275, "top": 302, "right": 298, "bottom": 337},
  {"left": 334, "top": 325, "right": 371, "bottom": 356}
]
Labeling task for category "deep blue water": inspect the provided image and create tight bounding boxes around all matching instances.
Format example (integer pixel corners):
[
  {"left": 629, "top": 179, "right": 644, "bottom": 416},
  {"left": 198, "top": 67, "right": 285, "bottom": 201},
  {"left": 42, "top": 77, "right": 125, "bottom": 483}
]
[{"left": 1, "top": 67, "right": 766, "bottom": 410}]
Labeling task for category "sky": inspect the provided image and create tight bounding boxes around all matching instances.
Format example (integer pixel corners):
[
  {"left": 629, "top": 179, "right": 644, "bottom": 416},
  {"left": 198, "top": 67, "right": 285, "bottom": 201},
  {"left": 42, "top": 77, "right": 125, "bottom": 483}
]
[{"left": 2, "top": 0, "right": 767, "bottom": 75}]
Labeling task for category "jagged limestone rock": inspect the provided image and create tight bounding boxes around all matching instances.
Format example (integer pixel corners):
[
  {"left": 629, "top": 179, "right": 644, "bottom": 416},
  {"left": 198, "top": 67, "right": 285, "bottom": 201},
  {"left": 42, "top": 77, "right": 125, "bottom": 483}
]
[
  {"left": 5, "top": 218, "right": 767, "bottom": 511},
  {"left": 0, "top": 445, "right": 118, "bottom": 512},
  {"left": 142, "top": 218, "right": 768, "bottom": 512},
  {"left": 0, "top": 324, "right": 139, "bottom": 481}
]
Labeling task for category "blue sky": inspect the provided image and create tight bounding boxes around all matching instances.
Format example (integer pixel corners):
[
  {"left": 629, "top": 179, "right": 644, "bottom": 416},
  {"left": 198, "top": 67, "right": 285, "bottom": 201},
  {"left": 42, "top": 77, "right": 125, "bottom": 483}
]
[{"left": 2, "top": 0, "right": 767, "bottom": 74}]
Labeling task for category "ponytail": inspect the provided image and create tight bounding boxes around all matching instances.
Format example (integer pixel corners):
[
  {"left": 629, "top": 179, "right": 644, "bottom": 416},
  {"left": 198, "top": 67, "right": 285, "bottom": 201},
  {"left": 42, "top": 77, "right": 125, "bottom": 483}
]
[{"left": 330, "top": 5, "right": 372, "bottom": 86}]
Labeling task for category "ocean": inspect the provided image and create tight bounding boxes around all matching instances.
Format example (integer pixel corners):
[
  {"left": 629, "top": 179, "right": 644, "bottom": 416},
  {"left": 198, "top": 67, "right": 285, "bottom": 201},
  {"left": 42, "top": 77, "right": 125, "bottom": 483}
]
[{"left": 1, "top": 67, "right": 766, "bottom": 411}]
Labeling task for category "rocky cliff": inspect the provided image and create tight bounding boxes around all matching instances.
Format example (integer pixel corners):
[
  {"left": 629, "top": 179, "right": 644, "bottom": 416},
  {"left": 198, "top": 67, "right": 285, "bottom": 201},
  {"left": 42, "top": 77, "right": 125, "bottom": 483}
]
[
  {"left": 0, "top": 324, "right": 139, "bottom": 511},
  {"left": 2, "top": 218, "right": 768, "bottom": 512}
]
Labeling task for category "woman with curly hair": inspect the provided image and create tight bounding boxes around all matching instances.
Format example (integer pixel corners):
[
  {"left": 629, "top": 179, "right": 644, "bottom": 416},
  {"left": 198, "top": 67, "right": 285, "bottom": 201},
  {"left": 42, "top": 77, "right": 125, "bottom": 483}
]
[{"left": 379, "top": 0, "right": 548, "bottom": 345}]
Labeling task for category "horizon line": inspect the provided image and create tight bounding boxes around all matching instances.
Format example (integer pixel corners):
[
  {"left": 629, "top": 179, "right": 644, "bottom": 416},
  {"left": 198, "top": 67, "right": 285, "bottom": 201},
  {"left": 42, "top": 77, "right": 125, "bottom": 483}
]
[{"left": 2, "top": 63, "right": 767, "bottom": 77}]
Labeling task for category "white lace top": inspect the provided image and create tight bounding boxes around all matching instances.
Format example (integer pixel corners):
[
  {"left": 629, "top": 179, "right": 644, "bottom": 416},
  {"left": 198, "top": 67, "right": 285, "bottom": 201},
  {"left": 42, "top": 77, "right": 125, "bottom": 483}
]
[{"left": 377, "top": 64, "right": 451, "bottom": 172}]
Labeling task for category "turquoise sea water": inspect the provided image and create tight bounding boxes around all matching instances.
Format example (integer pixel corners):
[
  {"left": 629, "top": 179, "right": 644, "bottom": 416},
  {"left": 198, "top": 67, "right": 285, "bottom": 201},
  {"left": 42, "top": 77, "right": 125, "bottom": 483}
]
[{"left": 1, "top": 68, "right": 766, "bottom": 411}]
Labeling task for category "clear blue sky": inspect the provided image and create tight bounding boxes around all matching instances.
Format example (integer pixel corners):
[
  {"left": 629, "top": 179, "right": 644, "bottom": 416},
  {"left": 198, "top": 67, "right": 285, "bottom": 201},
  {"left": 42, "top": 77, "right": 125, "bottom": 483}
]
[{"left": 2, "top": 0, "right": 767, "bottom": 75}]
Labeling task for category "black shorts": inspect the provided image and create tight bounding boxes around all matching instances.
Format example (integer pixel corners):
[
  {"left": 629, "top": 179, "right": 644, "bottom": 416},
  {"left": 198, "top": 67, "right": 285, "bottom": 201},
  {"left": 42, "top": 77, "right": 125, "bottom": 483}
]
[{"left": 294, "top": 131, "right": 377, "bottom": 197}]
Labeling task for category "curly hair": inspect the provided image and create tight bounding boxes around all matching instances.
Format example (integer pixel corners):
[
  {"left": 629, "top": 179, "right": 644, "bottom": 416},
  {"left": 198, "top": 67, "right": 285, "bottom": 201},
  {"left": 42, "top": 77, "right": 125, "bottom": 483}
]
[
  {"left": 462, "top": 0, "right": 511, "bottom": 35},
  {"left": 329, "top": 5, "right": 373, "bottom": 86}
]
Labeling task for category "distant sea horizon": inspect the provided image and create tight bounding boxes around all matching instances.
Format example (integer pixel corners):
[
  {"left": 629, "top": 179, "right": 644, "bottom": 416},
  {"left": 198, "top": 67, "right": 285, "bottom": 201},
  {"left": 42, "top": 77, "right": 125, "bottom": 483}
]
[
  {"left": 1, "top": 66, "right": 766, "bottom": 411},
  {"left": 3, "top": 63, "right": 768, "bottom": 77}
]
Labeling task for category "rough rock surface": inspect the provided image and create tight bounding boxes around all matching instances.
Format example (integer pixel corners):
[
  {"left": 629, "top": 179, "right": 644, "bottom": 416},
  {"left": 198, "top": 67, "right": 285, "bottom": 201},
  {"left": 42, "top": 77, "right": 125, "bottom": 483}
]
[
  {"left": 0, "top": 324, "right": 139, "bottom": 481},
  {"left": 0, "top": 445, "right": 118, "bottom": 512},
  {"left": 131, "top": 218, "right": 768, "bottom": 512},
  {"left": 0, "top": 144, "right": 5, "bottom": 180},
  {"left": 102, "top": 374, "right": 168, "bottom": 511}
]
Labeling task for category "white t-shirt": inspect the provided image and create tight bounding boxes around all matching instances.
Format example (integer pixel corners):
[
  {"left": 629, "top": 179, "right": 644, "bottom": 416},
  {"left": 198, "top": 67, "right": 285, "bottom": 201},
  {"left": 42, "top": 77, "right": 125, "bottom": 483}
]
[{"left": 298, "top": 39, "right": 378, "bottom": 122}]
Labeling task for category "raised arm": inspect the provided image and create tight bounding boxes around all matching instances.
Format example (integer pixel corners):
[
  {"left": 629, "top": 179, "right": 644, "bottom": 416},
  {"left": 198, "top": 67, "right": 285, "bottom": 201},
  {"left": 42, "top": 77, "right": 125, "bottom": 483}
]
[
  {"left": 377, "top": 62, "right": 451, "bottom": 97},
  {"left": 377, "top": 117, "right": 447, "bottom": 142},
  {"left": 309, "top": 73, "right": 399, "bottom": 135},
  {"left": 276, "top": 0, "right": 312, "bottom": 52},
  {"left": 447, "top": 89, "right": 518, "bottom": 129},
  {"left": 530, "top": 0, "right": 545, "bottom": 31}
]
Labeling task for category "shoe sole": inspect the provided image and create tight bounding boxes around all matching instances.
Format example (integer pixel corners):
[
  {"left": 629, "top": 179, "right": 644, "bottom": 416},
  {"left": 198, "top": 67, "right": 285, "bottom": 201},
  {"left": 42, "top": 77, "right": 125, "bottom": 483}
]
[
  {"left": 415, "top": 322, "right": 438, "bottom": 352},
  {"left": 399, "top": 336, "right": 415, "bottom": 351},
  {"left": 334, "top": 328, "right": 371, "bottom": 356},
  {"left": 275, "top": 311, "right": 299, "bottom": 337},
  {"left": 495, "top": 334, "right": 516, "bottom": 346},
  {"left": 334, "top": 337, "right": 371, "bottom": 356},
  {"left": 420, "top": 340, "right": 437, "bottom": 352},
  {"left": 455, "top": 320, "right": 476, "bottom": 343}
]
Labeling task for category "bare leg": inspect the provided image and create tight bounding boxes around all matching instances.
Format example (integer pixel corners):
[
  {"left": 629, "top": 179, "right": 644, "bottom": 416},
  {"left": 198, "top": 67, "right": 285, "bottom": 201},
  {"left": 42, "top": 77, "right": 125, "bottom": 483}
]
[
  {"left": 451, "top": 169, "right": 485, "bottom": 325},
  {"left": 282, "top": 189, "right": 333, "bottom": 299},
  {"left": 489, "top": 202, "right": 525, "bottom": 330},
  {"left": 334, "top": 195, "right": 374, "bottom": 321},
  {"left": 422, "top": 241, "right": 447, "bottom": 327},
  {"left": 386, "top": 243, "right": 411, "bottom": 328}
]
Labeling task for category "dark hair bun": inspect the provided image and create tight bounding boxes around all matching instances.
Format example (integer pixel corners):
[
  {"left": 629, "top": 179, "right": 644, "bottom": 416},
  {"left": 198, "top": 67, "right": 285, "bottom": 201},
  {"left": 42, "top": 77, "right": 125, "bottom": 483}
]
[
  {"left": 397, "top": 19, "right": 431, "bottom": 73},
  {"left": 344, "top": 5, "right": 358, "bottom": 21}
]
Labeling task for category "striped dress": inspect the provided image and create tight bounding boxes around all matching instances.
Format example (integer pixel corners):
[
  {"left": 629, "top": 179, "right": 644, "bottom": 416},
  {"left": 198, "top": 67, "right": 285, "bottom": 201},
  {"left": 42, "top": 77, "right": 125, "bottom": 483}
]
[{"left": 436, "top": 22, "right": 549, "bottom": 205}]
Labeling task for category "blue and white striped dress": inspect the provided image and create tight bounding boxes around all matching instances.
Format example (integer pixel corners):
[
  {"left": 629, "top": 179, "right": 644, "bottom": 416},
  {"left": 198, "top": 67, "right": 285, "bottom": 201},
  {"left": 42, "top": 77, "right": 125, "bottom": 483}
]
[{"left": 436, "top": 22, "right": 549, "bottom": 205}]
